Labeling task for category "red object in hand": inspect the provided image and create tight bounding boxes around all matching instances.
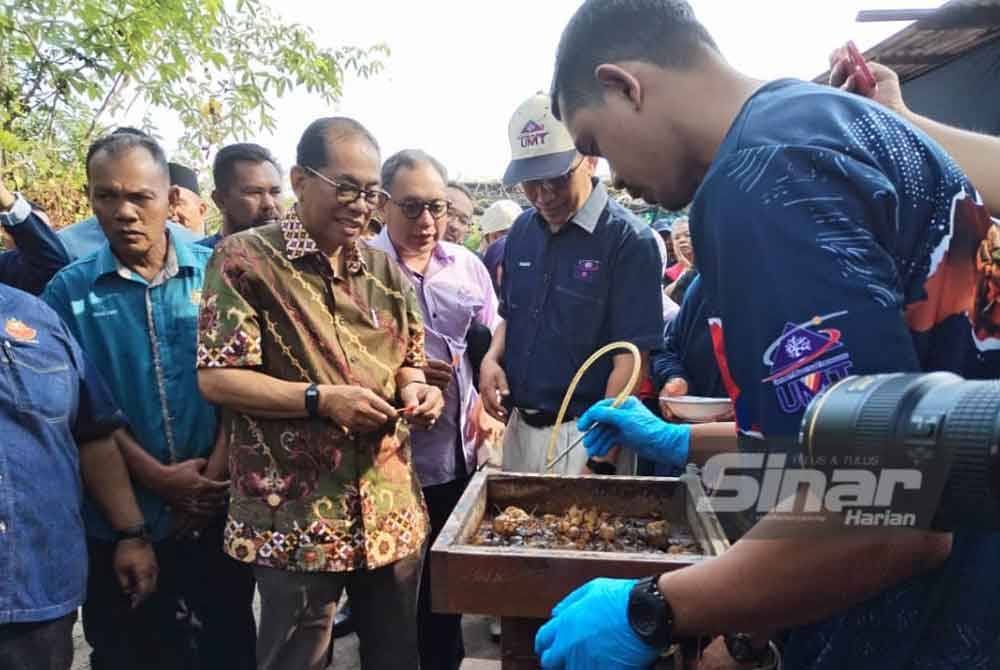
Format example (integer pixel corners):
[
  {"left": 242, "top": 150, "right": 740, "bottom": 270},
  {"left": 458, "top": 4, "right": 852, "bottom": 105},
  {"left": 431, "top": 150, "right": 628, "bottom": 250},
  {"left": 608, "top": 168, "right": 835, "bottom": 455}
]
[{"left": 844, "top": 41, "right": 877, "bottom": 98}]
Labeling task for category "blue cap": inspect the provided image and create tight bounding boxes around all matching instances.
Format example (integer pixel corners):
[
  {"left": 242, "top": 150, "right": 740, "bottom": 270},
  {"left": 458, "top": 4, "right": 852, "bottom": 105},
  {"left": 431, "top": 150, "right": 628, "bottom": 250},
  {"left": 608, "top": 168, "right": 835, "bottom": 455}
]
[{"left": 652, "top": 218, "right": 673, "bottom": 233}]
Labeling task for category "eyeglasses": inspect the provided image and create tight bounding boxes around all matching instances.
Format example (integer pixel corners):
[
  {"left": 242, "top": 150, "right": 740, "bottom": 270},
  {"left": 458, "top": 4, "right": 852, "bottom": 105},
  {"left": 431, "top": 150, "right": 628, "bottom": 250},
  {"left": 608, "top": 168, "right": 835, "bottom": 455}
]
[
  {"left": 447, "top": 211, "right": 472, "bottom": 227},
  {"left": 520, "top": 158, "right": 586, "bottom": 194},
  {"left": 393, "top": 199, "right": 451, "bottom": 221},
  {"left": 305, "top": 166, "right": 389, "bottom": 208}
]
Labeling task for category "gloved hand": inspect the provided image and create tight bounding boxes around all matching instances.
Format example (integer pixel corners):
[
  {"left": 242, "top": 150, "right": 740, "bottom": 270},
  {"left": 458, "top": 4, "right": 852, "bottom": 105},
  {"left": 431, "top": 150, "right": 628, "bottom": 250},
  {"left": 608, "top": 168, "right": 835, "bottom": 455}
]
[
  {"left": 577, "top": 397, "right": 690, "bottom": 469},
  {"left": 535, "top": 578, "right": 660, "bottom": 670}
]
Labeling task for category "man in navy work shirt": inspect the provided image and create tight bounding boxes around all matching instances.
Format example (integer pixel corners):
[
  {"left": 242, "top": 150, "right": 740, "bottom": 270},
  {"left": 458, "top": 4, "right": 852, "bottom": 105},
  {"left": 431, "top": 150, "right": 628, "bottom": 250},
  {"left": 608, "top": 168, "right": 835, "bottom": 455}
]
[
  {"left": 534, "top": 2, "right": 1000, "bottom": 669},
  {"left": 0, "top": 177, "right": 70, "bottom": 294},
  {"left": 479, "top": 92, "right": 663, "bottom": 477},
  {"left": 0, "top": 283, "right": 156, "bottom": 670}
]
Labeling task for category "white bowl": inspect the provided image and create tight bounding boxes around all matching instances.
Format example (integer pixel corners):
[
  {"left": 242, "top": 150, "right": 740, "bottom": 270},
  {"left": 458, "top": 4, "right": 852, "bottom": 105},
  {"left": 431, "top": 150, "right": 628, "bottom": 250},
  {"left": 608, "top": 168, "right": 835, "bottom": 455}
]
[{"left": 660, "top": 396, "right": 734, "bottom": 423}]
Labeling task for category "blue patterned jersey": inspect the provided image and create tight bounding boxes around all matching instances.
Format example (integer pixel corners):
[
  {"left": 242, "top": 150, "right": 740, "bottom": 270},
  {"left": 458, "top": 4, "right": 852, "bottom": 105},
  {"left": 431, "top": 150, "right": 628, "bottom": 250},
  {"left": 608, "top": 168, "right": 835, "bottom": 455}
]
[{"left": 691, "top": 79, "right": 1000, "bottom": 669}]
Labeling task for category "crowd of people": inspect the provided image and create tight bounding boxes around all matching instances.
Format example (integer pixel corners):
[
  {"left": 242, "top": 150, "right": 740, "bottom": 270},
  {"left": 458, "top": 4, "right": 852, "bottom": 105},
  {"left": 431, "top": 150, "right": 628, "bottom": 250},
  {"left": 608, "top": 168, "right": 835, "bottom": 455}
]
[{"left": 2, "top": 1, "right": 1000, "bottom": 670}]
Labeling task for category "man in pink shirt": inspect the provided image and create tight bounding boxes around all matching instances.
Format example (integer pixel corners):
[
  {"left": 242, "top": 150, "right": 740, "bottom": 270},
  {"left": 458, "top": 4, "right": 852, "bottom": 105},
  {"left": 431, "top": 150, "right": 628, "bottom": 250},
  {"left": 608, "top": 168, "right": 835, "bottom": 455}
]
[{"left": 368, "top": 149, "right": 499, "bottom": 670}]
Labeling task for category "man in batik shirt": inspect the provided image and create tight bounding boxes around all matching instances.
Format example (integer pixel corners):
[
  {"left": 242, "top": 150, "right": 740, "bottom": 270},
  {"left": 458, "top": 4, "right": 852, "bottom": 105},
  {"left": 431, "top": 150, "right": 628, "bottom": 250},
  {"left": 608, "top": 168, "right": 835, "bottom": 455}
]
[{"left": 197, "top": 116, "right": 443, "bottom": 670}]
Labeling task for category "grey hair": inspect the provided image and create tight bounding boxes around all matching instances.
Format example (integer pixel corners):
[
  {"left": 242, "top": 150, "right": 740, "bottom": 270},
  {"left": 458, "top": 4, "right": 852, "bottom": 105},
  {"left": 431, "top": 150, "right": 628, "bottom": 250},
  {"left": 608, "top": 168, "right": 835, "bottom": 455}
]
[{"left": 380, "top": 150, "right": 449, "bottom": 193}]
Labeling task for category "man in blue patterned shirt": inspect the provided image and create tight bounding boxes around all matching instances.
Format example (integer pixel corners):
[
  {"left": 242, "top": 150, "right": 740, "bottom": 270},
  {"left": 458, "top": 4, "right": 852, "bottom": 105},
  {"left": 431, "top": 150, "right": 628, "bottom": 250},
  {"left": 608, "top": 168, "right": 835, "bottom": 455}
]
[{"left": 534, "top": 2, "right": 1000, "bottom": 669}]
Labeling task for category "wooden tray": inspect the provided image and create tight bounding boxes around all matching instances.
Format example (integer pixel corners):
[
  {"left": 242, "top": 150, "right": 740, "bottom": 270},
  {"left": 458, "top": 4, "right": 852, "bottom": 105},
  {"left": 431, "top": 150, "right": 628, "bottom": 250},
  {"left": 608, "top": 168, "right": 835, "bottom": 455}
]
[{"left": 431, "top": 470, "right": 729, "bottom": 619}]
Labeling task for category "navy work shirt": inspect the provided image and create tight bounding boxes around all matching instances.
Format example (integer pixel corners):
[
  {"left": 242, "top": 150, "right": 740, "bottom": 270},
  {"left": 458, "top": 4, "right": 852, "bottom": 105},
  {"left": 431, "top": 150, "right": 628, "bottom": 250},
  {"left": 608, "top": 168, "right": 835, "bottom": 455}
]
[
  {"left": 499, "top": 181, "right": 663, "bottom": 416},
  {"left": 693, "top": 79, "right": 1000, "bottom": 669},
  {"left": 0, "top": 195, "right": 70, "bottom": 294},
  {"left": 650, "top": 274, "right": 724, "bottom": 398},
  {"left": 0, "top": 284, "right": 125, "bottom": 624}
]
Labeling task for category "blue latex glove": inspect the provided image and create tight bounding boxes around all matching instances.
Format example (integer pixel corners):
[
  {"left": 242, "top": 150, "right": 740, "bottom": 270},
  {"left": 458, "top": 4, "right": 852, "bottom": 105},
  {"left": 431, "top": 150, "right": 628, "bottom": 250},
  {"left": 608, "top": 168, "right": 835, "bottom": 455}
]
[
  {"left": 577, "top": 397, "right": 691, "bottom": 469},
  {"left": 535, "top": 578, "right": 661, "bottom": 669}
]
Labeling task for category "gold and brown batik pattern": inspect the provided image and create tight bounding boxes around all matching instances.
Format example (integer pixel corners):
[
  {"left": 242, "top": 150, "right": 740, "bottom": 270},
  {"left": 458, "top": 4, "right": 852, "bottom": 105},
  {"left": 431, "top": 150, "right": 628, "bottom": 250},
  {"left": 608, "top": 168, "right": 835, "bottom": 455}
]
[{"left": 197, "top": 212, "right": 429, "bottom": 572}]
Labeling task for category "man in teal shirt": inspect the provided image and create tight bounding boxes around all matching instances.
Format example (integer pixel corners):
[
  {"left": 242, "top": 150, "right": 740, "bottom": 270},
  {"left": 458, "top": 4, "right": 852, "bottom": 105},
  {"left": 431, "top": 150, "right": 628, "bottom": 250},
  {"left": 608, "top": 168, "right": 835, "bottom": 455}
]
[
  {"left": 57, "top": 127, "right": 199, "bottom": 262},
  {"left": 42, "top": 131, "right": 256, "bottom": 670}
]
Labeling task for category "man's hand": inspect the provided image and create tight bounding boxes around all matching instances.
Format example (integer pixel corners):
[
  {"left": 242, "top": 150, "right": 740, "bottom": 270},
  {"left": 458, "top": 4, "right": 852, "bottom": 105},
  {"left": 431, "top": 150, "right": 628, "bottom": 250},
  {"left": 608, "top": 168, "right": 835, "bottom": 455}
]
[
  {"left": 828, "top": 48, "right": 906, "bottom": 114},
  {"left": 659, "top": 377, "right": 689, "bottom": 420},
  {"left": 114, "top": 539, "right": 158, "bottom": 609},
  {"left": 0, "top": 177, "right": 14, "bottom": 211},
  {"left": 400, "top": 382, "right": 444, "bottom": 431},
  {"left": 154, "top": 458, "right": 230, "bottom": 515},
  {"left": 423, "top": 359, "right": 454, "bottom": 392},
  {"left": 578, "top": 398, "right": 691, "bottom": 469},
  {"left": 694, "top": 637, "right": 747, "bottom": 670},
  {"left": 480, "top": 358, "right": 510, "bottom": 422},
  {"left": 320, "top": 384, "right": 398, "bottom": 433},
  {"left": 535, "top": 578, "right": 660, "bottom": 670}
]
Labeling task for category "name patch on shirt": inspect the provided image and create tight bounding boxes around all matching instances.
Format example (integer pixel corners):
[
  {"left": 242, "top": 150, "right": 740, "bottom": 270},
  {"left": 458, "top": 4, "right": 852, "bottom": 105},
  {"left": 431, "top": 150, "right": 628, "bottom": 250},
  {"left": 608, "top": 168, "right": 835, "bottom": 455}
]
[{"left": 574, "top": 259, "right": 601, "bottom": 282}]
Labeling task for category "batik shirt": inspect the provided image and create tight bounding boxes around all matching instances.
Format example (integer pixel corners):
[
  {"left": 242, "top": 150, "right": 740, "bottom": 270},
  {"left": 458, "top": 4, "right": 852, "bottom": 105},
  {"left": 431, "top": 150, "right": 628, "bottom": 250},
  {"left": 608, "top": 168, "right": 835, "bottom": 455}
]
[
  {"left": 692, "top": 79, "right": 1000, "bottom": 669},
  {"left": 197, "top": 212, "right": 429, "bottom": 573}
]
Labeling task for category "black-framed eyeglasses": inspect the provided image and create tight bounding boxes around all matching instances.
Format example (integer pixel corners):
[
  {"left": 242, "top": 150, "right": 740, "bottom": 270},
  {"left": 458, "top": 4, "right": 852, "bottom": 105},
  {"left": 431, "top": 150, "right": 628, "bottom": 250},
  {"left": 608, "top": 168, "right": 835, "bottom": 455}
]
[
  {"left": 520, "top": 158, "right": 586, "bottom": 194},
  {"left": 393, "top": 199, "right": 451, "bottom": 221},
  {"left": 305, "top": 166, "right": 389, "bottom": 208}
]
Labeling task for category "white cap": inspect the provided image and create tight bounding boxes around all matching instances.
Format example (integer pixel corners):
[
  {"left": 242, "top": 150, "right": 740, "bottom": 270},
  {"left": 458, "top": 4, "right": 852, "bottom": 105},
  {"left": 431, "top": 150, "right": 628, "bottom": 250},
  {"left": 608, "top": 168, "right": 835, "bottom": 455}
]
[
  {"left": 479, "top": 200, "right": 523, "bottom": 235},
  {"left": 502, "top": 92, "right": 578, "bottom": 187}
]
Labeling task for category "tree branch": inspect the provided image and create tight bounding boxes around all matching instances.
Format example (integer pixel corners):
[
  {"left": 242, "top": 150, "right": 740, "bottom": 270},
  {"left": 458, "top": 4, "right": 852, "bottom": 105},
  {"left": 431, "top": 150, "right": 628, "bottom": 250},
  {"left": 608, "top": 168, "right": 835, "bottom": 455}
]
[{"left": 85, "top": 71, "right": 126, "bottom": 140}]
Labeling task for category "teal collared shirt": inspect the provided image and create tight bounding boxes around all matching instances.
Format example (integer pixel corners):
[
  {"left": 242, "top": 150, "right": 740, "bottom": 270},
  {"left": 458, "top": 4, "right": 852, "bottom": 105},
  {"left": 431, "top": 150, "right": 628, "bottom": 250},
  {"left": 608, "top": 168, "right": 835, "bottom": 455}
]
[{"left": 42, "top": 234, "right": 217, "bottom": 541}]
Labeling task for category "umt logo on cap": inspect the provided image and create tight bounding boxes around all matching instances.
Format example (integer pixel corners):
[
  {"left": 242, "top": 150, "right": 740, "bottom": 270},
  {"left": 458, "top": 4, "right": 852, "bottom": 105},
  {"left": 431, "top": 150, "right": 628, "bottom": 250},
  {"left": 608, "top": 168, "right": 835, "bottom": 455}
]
[{"left": 519, "top": 121, "right": 549, "bottom": 148}]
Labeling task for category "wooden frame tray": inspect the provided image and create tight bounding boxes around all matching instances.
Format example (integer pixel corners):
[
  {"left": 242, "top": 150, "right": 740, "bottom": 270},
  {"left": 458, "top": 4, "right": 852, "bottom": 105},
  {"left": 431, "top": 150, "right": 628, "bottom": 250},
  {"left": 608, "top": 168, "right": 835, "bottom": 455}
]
[{"left": 432, "top": 470, "right": 730, "bottom": 619}]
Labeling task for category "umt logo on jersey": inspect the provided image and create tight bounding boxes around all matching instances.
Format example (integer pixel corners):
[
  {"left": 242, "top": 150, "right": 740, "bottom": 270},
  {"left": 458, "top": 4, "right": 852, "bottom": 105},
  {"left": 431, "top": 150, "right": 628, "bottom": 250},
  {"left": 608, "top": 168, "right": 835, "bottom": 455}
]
[
  {"left": 762, "top": 311, "right": 854, "bottom": 414},
  {"left": 519, "top": 121, "right": 549, "bottom": 148}
]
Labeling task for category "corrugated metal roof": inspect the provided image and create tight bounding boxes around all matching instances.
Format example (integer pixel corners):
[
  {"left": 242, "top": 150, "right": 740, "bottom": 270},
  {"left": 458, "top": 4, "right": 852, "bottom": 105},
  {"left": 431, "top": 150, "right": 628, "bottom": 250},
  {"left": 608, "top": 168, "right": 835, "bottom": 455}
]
[{"left": 815, "top": 0, "right": 1000, "bottom": 83}]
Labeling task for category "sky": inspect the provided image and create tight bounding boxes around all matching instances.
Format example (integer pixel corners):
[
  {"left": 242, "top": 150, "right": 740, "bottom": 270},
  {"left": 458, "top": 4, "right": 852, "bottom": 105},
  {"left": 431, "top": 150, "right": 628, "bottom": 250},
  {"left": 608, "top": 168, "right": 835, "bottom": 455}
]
[{"left": 152, "top": 0, "right": 944, "bottom": 181}]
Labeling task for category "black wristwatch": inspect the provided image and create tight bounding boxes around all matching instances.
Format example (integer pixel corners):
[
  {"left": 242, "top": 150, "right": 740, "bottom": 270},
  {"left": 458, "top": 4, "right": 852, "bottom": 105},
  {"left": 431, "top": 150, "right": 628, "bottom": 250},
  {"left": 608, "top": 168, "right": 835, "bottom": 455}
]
[
  {"left": 627, "top": 575, "right": 674, "bottom": 650},
  {"left": 114, "top": 523, "right": 152, "bottom": 544},
  {"left": 586, "top": 457, "right": 617, "bottom": 476},
  {"left": 724, "top": 633, "right": 770, "bottom": 664},
  {"left": 305, "top": 383, "right": 320, "bottom": 419}
]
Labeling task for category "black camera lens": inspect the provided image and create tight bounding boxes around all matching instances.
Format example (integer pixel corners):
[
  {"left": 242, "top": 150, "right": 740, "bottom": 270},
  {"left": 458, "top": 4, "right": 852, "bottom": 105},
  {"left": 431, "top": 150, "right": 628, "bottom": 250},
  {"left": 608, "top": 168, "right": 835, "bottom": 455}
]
[{"left": 800, "top": 373, "right": 1000, "bottom": 531}]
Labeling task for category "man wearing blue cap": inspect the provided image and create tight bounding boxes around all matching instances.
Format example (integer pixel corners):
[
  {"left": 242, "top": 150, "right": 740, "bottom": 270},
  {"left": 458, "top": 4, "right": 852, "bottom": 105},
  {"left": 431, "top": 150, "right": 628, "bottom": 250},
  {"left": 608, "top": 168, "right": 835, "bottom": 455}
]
[{"left": 479, "top": 93, "right": 663, "bottom": 477}]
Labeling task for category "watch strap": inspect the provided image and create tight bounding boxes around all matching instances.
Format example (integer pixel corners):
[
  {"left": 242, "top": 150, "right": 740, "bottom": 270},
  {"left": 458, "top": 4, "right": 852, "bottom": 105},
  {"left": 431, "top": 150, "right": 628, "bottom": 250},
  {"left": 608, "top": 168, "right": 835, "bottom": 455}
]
[
  {"left": 114, "top": 523, "right": 151, "bottom": 543},
  {"left": 628, "top": 575, "right": 674, "bottom": 650},
  {"left": 305, "top": 383, "right": 320, "bottom": 419},
  {"left": 586, "top": 458, "right": 617, "bottom": 475},
  {"left": 724, "top": 633, "right": 771, "bottom": 664}
]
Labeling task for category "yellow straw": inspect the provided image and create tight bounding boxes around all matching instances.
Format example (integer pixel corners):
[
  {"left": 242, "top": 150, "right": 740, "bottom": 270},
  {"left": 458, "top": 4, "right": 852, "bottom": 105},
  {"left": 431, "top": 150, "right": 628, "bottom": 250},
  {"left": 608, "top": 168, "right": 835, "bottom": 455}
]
[{"left": 543, "top": 341, "right": 641, "bottom": 471}]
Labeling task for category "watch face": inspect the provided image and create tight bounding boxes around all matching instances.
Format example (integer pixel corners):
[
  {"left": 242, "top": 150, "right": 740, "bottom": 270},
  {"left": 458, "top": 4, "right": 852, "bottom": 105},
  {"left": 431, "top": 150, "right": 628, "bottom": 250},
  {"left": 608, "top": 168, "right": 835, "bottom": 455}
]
[
  {"left": 730, "top": 637, "right": 752, "bottom": 661},
  {"left": 628, "top": 578, "right": 670, "bottom": 648},
  {"left": 726, "top": 634, "right": 764, "bottom": 663},
  {"left": 632, "top": 602, "right": 660, "bottom": 637}
]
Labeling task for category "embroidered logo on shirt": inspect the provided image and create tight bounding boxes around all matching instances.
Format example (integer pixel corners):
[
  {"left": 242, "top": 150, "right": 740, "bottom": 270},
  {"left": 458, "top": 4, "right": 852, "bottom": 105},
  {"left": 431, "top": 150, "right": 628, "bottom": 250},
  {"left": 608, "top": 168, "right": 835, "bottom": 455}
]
[
  {"left": 4, "top": 318, "right": 37, "bottom": 344},
  {"left": 519, "top": 120, "right": 549, "bottom": 148},
  {"left": 574, "top": 259, "right": 601, "bottom": 281},
  {"left": 761, "top": 311, "right": 854, "bottom": 414}
]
